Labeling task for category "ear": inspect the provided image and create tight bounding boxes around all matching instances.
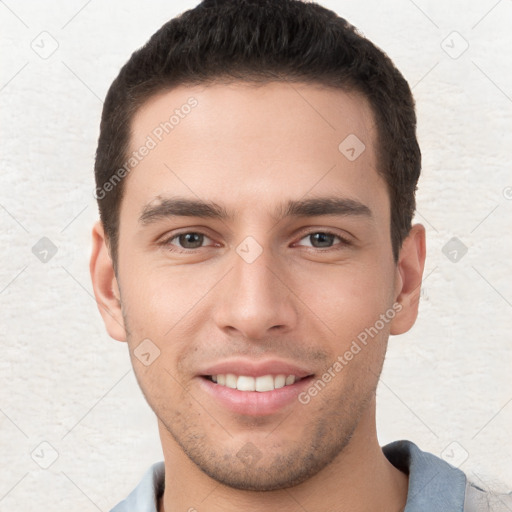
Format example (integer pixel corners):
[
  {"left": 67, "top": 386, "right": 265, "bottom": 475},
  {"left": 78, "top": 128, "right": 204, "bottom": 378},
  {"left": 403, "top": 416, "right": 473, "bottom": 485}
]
[
  {"left": 89, "top": 220, "right": 127, "bottom": 342},
  {"left": 390, "top": 223, "right": 426, "bottom": 335}
]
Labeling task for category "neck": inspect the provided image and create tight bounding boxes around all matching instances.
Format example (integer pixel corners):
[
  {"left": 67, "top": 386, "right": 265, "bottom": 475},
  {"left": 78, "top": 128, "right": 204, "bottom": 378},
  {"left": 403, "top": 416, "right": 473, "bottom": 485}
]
[{"left": 158, "top": 403, "right": 408, "bottom": 512}]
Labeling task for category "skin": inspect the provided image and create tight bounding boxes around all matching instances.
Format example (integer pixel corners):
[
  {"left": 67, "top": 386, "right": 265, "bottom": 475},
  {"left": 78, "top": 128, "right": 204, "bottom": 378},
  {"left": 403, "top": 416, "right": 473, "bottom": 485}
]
[{"left": 90, "top": 82, "right": 426, "bottom": 512}]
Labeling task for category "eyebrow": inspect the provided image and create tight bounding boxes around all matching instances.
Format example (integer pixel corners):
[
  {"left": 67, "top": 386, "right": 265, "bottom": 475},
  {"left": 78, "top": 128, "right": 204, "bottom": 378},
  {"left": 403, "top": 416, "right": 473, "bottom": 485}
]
[{"left": 138, "top": 196, "right": 372, "bottom": 225}]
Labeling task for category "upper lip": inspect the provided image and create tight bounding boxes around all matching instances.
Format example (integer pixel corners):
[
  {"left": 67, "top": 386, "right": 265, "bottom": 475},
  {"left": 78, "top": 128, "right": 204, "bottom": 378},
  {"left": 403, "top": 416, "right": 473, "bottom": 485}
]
[{"left": 198, "top": 358, "right": 314, "bottom": 379}]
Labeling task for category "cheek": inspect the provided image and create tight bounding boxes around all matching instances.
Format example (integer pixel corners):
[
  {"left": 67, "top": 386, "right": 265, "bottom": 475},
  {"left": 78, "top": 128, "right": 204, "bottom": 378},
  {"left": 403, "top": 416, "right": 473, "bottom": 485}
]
[
  {"left": 121, "top": 264, "right": 210, "bottom": 328},
  {"left": 290, "top": 260, "right": 394, "bottom": 339},
  {"left": 119, "top": 264, "right": 224, "bottom": 377}
]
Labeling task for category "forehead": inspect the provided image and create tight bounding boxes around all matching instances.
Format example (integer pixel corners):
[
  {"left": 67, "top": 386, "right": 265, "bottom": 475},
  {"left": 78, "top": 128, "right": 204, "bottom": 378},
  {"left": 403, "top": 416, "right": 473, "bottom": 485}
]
[
  {"left": 122, "top": 81, "right": 388, "bottom": 224},
  {"left": 130, "top": 81, "right": 377, "bottom": 153}
]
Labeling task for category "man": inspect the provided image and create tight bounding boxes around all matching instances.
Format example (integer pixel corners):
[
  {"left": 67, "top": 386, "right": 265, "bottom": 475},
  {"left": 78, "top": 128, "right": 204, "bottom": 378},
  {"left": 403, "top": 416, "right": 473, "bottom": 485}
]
[{"left": 89, "top": 0, "right": 508, "bottom": 510}]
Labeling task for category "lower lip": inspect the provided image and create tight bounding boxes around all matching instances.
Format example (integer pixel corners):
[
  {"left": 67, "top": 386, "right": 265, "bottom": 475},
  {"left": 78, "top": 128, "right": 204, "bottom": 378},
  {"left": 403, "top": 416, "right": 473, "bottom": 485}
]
[{"left": 198, "top": 376, "right": 315, "bottom": 416}]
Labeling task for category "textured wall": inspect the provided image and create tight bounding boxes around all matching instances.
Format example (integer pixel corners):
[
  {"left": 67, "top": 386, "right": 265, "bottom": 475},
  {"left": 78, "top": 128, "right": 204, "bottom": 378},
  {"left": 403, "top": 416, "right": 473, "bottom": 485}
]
[{"left": 0, "top": 1, "right": 511, "bottom": 510}]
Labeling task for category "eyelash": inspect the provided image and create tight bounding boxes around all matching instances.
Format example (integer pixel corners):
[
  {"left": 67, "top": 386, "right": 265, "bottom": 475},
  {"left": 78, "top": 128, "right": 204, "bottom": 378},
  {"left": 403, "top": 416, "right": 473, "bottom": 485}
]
[{"left": 159, "top": 229, "right": 351, "bottom": 253}]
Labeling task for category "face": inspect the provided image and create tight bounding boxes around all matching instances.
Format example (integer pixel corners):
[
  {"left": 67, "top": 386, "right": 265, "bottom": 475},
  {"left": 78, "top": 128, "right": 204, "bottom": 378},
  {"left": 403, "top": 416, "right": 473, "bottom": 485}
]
[{"left": 97, "top": 82, "right": 412, "bottom": 490}]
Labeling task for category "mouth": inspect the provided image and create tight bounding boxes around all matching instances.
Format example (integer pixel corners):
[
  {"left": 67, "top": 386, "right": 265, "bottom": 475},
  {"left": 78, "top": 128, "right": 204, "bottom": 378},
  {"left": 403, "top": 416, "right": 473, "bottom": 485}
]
[
  {"left": 202, "top": 373, "right": 310, "bottom": 392},
  {"left": 196, "top": 358, "right": 316, "bottom": 415},
  {"left": 198, "top": 372, "right": 315, "bottom": 416}
]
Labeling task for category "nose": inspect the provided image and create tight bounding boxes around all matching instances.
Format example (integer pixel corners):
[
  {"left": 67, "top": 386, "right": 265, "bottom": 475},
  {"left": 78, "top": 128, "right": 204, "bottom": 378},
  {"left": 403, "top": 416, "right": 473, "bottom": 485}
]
[{"left": 213, "top": 243, "right": 298, "bottom": 341}]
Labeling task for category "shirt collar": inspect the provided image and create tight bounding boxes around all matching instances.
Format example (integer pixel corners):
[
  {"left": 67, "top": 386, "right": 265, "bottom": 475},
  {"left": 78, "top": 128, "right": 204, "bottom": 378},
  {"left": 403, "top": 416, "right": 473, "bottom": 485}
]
[
  {"left": 383, "top": 439, "right": 467, "bottom": 512},
  {"left": 111, "top": 460, "right": 164, "bottom": 512}
]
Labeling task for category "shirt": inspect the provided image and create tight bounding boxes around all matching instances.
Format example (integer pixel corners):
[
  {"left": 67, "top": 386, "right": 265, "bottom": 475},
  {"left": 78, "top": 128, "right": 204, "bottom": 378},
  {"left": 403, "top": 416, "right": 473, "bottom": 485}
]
[{"left": 110, "top": 439, "right": 510, "bottom": 511}]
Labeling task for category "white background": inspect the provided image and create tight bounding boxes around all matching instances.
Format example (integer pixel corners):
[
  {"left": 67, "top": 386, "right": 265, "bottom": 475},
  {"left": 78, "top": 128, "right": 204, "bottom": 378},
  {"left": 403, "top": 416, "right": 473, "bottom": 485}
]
[{"left": 1, "top": 0, "right": 511, "bottom": 510}]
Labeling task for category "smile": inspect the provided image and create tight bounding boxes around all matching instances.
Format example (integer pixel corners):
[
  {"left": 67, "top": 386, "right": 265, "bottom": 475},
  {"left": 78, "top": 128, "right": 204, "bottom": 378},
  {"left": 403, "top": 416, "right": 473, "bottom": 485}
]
[{"left": 205, "top": 374, "right": 302, "bottom": 392}]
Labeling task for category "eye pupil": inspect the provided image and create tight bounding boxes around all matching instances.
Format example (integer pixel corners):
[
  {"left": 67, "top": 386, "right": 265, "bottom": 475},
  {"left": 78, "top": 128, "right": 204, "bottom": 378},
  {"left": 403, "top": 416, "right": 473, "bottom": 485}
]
[
  {"left": 310, "top": 232, "right": 334, "bottom": 247},
  {"left": 179, "top": 233, "right": 203, "bottom": 248}
]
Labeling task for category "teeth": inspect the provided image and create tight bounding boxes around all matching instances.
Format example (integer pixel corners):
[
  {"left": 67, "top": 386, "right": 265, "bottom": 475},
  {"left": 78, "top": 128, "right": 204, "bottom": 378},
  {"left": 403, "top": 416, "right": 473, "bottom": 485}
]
[
  {"left": 255, "top": 375, "right": 274, "bottom": 392},
  {"left": 237, "top": 375, "right": 256, "bottom": 391},
  {"left": 210, "top": 374, "right": 298, "bottom": 392},
  {"left": 225, "top": 373, "right": 237, "bottom": 389},
  {"left": 285, "top": 375, "right": 295, "bottom": 386},
  {"left": 274, "top": 375, "right": 286, "bottom": 389}
]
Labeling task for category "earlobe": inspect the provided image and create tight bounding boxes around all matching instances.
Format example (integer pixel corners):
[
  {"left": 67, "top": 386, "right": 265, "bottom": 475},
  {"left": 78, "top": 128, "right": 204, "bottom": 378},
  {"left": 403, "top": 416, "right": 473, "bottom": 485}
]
[
  {"left": 389, "top": 224, "right": 426, "bottom": 336},
  {"left": 89, "top": 220, "right": 127, "bottom": 342}
]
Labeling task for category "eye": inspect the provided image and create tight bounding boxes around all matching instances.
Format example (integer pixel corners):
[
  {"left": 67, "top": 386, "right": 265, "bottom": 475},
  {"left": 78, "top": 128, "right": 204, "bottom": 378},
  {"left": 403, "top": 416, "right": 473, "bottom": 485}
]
[
  {"left": 164, "top": 231, "right": 214, "bottom": 251},
  {"left": 296, "top": 231, "right": 349, "bottom": 249},
  {"left": 159, "top": 229, "right": 350, "bottom": 253}
]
